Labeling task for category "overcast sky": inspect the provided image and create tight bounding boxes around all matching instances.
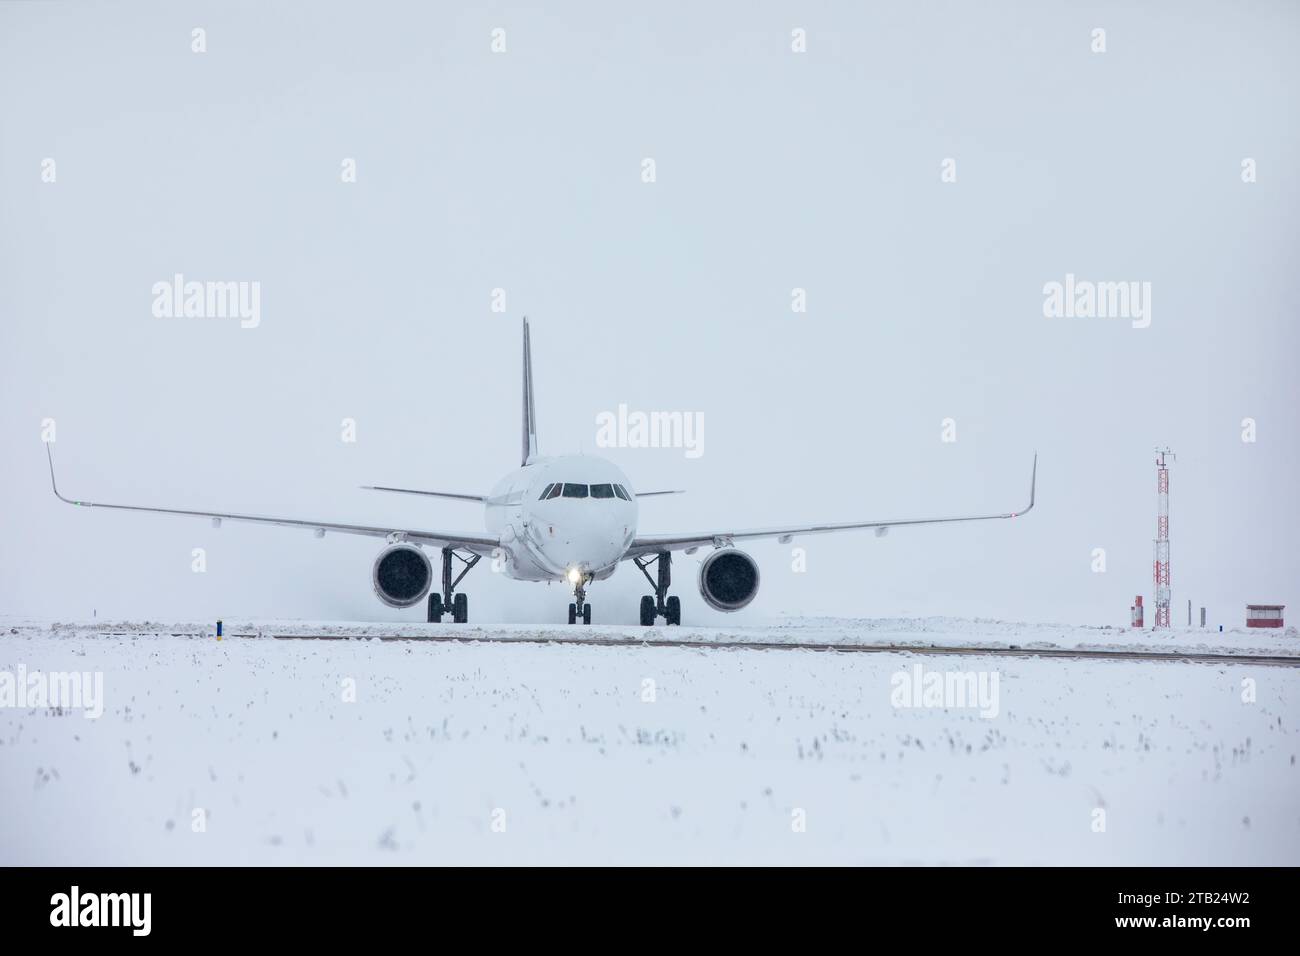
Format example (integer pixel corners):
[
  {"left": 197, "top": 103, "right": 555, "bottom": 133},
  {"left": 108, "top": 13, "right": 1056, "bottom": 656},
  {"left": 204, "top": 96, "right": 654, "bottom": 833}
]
[{"left": 1, "top": 0, "right": 1296, "bottom": 626}]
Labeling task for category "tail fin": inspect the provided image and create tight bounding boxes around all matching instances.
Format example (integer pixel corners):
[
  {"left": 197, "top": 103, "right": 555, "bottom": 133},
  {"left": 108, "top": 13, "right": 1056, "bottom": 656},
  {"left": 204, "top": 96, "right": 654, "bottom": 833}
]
[{"left": 522, "top": 317, "right": 538, "bottom": 465}]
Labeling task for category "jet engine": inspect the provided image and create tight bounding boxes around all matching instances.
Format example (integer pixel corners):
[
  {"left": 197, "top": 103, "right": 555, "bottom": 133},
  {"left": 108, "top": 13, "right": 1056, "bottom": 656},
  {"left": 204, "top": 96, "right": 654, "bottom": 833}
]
[
  {"left": 697, "top": 548, "right": 760, "bottom": 612},
  {"left": 372, "top": 543, "right": 433, "bottom": 608}
]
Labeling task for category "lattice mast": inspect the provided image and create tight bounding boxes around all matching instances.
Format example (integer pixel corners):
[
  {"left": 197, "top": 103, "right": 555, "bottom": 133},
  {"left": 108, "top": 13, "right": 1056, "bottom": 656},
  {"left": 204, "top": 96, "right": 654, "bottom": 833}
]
[{"left": 1153, "top": 447, "right": 1174, "bottom": 629}]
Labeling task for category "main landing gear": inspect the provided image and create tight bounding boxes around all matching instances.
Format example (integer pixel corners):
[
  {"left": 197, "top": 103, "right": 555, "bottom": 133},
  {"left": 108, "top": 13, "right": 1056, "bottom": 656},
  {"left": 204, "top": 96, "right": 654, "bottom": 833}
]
[
  {"left": 428, "top": 546, "right": 480, "bottom": 623},
  {"left": 568, "top": 574, "right": 593, "bottom": 625},
  {"left": 634, "top": 551, "right": 680, "bottom": 626}
]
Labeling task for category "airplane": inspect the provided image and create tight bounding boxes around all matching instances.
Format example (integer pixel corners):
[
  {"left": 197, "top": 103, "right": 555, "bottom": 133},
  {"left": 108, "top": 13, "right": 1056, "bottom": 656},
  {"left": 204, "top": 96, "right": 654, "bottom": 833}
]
[{"left": 46, "top": 318, "right": 1036, "bottom": 626}]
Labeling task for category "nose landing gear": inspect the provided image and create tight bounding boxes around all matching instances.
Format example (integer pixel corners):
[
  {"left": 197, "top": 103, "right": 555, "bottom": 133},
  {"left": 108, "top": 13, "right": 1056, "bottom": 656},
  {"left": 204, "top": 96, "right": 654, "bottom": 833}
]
[
  {"left": 568, "top": 576, "right": 593, "bottom": 625},
  {"left": 634, "top": 551, "right": 680, "bottom": 626},
  {"left": 427, "top": 546, "right": 480, "bottom": 623}
]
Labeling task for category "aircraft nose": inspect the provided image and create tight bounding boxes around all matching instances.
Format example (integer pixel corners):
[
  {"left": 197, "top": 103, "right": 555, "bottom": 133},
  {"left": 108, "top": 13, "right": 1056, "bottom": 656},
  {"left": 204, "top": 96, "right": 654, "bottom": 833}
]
[{"left": 537, "top": 512, "right": 628, "bottom": 574}]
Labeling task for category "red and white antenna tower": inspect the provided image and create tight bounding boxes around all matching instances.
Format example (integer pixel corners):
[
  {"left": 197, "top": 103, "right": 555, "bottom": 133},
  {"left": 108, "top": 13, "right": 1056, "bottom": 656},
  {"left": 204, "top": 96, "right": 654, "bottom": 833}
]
[{"left": 1153, "top": 447, "right": 1175, "bottom": 629}]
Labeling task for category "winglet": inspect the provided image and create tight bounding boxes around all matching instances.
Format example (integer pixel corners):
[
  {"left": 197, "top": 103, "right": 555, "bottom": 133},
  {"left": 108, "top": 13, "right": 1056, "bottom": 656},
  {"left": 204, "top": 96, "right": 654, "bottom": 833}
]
[
  {"left": 1015, "top": 452, "right": 1037, "bottom": 517},
  {"left": 46, "top": 444, "right": 76, "bottom": 505}
]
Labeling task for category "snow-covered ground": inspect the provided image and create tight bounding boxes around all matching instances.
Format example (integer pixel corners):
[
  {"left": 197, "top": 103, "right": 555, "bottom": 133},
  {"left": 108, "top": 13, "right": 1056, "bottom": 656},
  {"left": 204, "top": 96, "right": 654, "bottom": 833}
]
[
  {"left": 18, "top": 615, "right": 1294, "bottom": 655},
  {"left": 1, "top": 617, "right": 1297, "bottom": 865}
]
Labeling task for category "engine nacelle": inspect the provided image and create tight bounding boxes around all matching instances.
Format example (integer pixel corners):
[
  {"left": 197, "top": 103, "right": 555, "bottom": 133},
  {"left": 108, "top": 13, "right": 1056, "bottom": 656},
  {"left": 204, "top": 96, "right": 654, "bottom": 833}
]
[
  {"left": 372, "top": 543, "right": 433, "bottom": 608},
  {"left": 697, "top": 548, "right": 760, "bottom": 612}
]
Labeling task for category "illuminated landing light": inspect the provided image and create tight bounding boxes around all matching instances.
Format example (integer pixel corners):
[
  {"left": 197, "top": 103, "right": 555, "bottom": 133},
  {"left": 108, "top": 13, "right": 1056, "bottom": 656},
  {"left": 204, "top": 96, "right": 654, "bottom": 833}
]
[{"left": 566, "top": 567, "right": 582, "bottom": 584}]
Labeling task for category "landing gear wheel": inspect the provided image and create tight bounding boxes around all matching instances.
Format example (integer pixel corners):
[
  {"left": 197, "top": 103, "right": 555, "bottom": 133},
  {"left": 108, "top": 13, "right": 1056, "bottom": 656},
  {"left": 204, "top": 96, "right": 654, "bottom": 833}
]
[
  {"left": 569, "top": 576, "right": 590, "bottom": 625},
  {"left": 431, "top": 547, "right": 480, "bottom": 625},
  {"left": 635, "top": 552, "right": 676, "bottom": 626},
  {"left": 665, "top": 595, "right": 681, "bottom": 626}
]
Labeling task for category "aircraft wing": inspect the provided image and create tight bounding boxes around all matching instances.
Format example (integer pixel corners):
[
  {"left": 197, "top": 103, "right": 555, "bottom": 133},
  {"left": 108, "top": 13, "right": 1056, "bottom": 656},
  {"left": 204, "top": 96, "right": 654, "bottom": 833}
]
[
  {"left": 46, "top": 447, "right": 500, "bottom": 554},
  {"left": 625, "top": 454, "right": 1035, "bottom": 559}
]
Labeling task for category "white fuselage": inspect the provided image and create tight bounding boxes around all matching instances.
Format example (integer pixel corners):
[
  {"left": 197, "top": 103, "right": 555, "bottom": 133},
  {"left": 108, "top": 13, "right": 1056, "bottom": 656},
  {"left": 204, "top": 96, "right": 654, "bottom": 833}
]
[{"left": 484, "top": 454, "right": 638, "bottom": 582}]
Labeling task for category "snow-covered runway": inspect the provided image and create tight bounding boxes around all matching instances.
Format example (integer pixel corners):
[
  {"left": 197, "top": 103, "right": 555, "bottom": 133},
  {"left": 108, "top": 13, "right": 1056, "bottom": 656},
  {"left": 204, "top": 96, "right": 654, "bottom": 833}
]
[
  {"left": 2, "top": 618, "right": 1297, "bottom": 865},
  {"left": 266, "top": 630, "right": 1300, "bottom": 667}
]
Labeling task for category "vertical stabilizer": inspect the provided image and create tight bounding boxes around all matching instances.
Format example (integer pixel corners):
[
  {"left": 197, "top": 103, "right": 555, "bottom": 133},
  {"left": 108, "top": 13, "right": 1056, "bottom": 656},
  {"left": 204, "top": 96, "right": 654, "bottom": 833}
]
[{"left": 522, "top": 317, "right": 539, "bottom": 465}]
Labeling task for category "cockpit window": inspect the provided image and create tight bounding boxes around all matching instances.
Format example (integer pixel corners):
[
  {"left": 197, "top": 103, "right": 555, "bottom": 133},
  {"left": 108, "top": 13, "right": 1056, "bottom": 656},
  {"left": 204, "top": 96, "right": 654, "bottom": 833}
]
[{"left": 545, "top": 482, "right": 626, "bottom": 500}]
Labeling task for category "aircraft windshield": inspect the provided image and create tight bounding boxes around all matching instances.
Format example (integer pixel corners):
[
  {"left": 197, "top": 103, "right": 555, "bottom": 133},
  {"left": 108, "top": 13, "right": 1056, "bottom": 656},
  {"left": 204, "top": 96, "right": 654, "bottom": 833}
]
[{"left": 542, "top": 482, "right": 628, "bottom": 501}]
